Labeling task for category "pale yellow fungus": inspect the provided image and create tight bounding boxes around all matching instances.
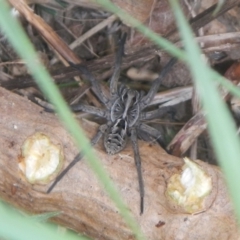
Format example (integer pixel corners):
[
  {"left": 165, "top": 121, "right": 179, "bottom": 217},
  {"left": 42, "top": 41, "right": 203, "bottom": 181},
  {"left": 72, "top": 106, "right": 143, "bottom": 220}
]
[
  {"left": 166, "top": 157, "right": 212, "bottom": 213},
  {"left": 19, "top": 133, "right": 64, "bottom": 184}
]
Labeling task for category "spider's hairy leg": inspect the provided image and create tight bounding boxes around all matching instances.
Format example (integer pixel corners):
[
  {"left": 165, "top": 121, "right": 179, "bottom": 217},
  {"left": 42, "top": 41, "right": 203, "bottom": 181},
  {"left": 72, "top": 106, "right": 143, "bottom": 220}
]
[
  {"left": 47, "top": 124, "right": 106, "bottom": 193},
  {"left": 29, "top": 97, "right": 56, "bottom": 113},
  {"left": 71, "top": 103, "right": 107, "bottom": 118},
  {"left": 130, "top": 128, "right": 144, "bottom": 215},
  {"left": 139, "top": 123, "right": 165, "bottom": 148},
  {"left": 109, "top": 33, "right": 127, "bottom": 97},
  {"left": 140, "top": 58, "right": 177, "bottom": 108},
  {"left": 140, "top": 107, "right": 169, "bottom": 121},
  {"left": 36, "top": 98, "right": 107, "bottom": 118},
  {"left": 68, "top": 62, "right": 108, "bottom": 106}
]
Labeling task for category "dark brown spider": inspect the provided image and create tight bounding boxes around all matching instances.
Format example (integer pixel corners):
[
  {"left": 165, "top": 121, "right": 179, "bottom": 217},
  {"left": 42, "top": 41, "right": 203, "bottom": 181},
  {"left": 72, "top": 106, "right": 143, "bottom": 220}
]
[{"left": 46, "top": 33, "right": 176, "bottom": 214}]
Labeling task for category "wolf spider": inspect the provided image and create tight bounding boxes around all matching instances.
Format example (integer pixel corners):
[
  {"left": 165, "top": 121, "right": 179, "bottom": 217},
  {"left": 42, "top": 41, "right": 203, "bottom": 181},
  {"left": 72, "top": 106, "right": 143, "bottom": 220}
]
[{"left": 47, "top": 33, "right": 176, "bottom": 214}]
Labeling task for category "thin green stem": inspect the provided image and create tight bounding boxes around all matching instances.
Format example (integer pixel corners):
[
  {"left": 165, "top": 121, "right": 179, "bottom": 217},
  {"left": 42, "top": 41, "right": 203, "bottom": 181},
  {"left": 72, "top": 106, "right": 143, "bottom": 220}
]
[
  {"left": 169, "top": 0, "right": 240, "bottom": 221},
  {"left": 0, "top": 1, "right": 145, "bottom": 239}
]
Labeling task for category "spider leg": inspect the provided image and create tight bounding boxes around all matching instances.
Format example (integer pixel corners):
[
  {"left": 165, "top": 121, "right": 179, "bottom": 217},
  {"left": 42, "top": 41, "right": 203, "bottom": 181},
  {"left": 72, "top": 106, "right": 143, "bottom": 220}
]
[
  {"left": 47, "top": 124, "right": 106, "bottom": 193},
  {"left": 139, "top": 123, "right": 165, "bottom": 148},
  {"left": 36, "top": 98, "right": 107, "bottom": 118},
  {"left": 109, "top": 33, "right": 127, "bottom": 97},
  {"left": 130, "top": 128, "right": 144, "bottom": 215},
  {"left": 71, "top": 103, "right": 107, "bottom": 118},
  {"left": 140, "top": 58, "right": 177, "bottom": 109},
  {"left": 140, "top": 107, "right": 169, "bottom": 121},
  {"left": 69, "top": 62, "right": 108, "bottom": 106}
]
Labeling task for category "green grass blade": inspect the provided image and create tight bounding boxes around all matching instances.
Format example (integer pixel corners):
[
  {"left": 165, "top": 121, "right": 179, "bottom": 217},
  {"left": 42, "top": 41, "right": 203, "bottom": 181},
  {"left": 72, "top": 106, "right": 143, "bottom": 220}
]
[
  {"left": 29, "top": 211, "right": 61, "bottom": 222},
  {"left": 213, "top": 0, "right": 225, "bottom": 16},
  {"left": 0, "top": 201, "right": 86, "bottom": 240},
  {"left": 94, "top": 0, "right": 185, "bottom": 59},
  {"left": 93, "top": 0, "right": 240, "bottom": 100},
  {"left": 169, "top": 0, "right": 240, "bottom": 220},
  {"left": 95, "top": 0, "right": 240, "bottom": 223},
  {"left": 0, "top": 1, "right": 145, "bottom": 239}
]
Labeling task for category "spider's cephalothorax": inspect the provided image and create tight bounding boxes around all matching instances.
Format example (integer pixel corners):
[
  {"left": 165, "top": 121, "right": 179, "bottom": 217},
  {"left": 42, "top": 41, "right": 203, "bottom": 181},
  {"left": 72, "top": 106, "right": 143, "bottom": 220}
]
[{"left": 46, "top": 33, "right": 176, "bottom": 214}]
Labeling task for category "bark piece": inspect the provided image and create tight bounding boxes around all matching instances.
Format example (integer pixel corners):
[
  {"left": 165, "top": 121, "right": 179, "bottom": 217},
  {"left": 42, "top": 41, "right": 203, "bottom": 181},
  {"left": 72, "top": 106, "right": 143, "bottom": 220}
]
[{"left": 0, "top": 86, "right": 239, "bottom": 240}]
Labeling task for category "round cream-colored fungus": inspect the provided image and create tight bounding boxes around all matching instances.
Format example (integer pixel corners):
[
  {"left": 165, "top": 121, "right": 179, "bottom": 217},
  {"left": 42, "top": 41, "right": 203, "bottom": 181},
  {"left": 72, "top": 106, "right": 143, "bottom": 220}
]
[
  {"left": 19, "top": 132, "right": 64, "bottom": 184},
  {"left": 166, "top": 157, "right": 212, "bottom": 213}
]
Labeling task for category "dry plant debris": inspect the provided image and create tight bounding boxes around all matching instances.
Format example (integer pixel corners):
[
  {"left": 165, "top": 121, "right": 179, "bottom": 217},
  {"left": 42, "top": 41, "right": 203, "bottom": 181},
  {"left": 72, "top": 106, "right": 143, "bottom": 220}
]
[{"left": 1, "top": 0, "right": 240, "bottom": 239}]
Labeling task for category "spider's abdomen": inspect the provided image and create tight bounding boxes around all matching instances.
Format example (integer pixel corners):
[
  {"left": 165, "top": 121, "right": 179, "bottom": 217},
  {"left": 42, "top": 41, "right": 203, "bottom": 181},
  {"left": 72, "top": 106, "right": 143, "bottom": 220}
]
[{"left": 104, "top": 118, "right": 128, "bottom": 154}]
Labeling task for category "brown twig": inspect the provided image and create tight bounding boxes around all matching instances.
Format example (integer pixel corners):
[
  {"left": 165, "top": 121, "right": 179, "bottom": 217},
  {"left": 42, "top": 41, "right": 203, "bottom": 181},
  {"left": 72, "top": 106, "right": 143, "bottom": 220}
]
[
  {"left": 8, "top": 0, "right": 80, "bottom": 63},
  {"left": 0, "top": 86, "right": 238, "bottom": 239}
]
